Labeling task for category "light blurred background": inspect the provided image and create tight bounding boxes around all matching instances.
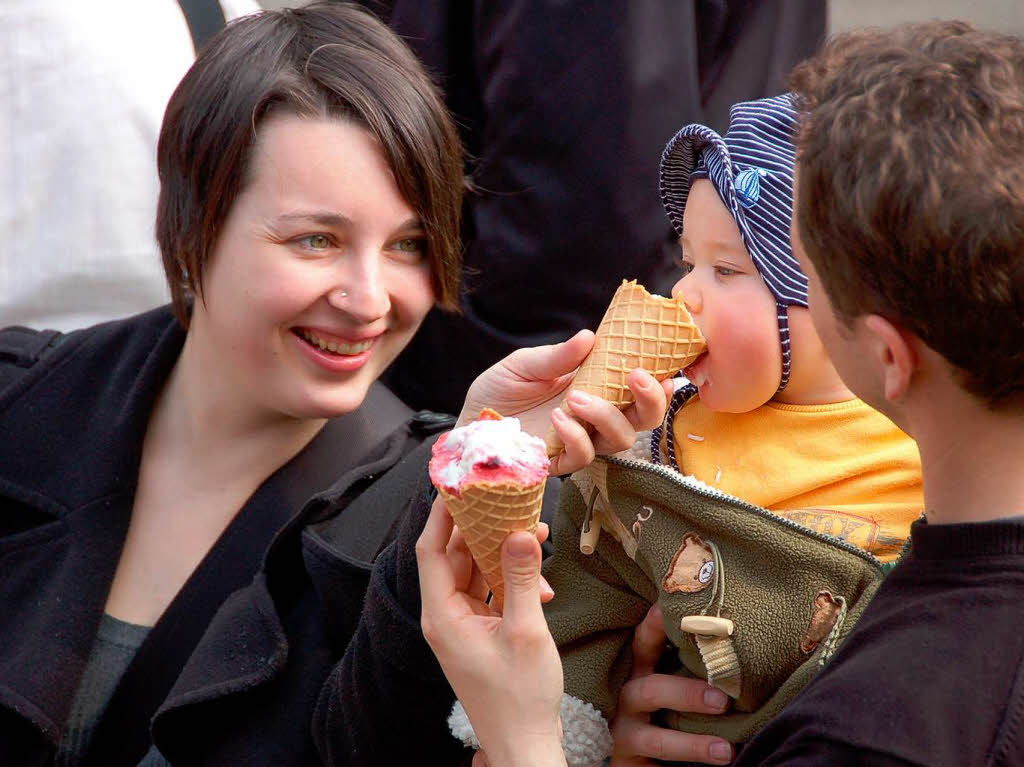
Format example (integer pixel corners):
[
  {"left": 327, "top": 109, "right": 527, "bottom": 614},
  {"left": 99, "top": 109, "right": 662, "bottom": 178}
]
[{"left": 829, "top": 0, "right": 1023, "bottom": 35}]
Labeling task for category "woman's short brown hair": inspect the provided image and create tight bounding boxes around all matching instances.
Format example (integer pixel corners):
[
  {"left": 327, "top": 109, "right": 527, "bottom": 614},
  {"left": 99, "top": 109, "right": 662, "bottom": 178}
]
[
  {"left": 156, "top": 1, "right": 464, "bottom": 326},
  {"left": 790, "top": 21, "right": 1024, "bottom": 407}
]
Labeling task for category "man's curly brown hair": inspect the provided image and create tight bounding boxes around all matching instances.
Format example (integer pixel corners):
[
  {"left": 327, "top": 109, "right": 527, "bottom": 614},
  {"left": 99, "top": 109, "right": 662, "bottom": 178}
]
[{"left": 790, "top": 21, "right": 1024, "bottom": 408}]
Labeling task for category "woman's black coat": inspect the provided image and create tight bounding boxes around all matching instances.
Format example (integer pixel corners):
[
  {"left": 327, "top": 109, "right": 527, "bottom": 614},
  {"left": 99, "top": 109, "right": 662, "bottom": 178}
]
[{"left": 0, "top": 307, "right": 467, "bottom": 765}]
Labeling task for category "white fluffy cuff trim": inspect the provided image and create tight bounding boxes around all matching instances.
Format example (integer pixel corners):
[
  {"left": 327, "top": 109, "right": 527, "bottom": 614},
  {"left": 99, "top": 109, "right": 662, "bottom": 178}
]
[{"left": 448, "top": 694, "right": 612, "bottom": 767}]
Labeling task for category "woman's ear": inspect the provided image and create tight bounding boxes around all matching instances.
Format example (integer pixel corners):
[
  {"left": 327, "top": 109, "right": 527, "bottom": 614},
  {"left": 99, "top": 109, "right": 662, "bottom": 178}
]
[{"left": 862, "top": 315, "right": 917, "bottom": 402}]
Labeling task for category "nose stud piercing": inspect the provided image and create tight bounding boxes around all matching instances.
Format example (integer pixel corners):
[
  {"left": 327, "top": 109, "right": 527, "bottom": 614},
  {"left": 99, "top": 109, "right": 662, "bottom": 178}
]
[{"left": 339, "top": 291, "right": 348, "bottom": 297}]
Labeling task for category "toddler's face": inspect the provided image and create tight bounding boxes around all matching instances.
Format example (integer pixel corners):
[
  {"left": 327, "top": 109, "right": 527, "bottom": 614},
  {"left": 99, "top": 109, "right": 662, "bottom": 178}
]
[{"left": 671, "top": 180, "right": 782, "bottom": 412}]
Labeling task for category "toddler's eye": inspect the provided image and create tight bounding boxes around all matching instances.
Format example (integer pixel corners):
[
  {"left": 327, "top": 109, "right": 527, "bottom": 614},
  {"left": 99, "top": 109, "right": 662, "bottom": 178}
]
[
  {"left": 715, "top": 266, "right": 737, "bottom": 277},
  {"left": 674, "top": 254, "right": 694, "bottom": 276}
]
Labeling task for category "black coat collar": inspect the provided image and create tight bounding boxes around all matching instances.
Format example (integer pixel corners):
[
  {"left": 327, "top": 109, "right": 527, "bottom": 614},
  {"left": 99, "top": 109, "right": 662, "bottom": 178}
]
[
  {"left": 0, "top": 306, "right": 182, "bottom": 519},
  {"left": 0, "top": 304, "right": 413, "bottom": 535}
]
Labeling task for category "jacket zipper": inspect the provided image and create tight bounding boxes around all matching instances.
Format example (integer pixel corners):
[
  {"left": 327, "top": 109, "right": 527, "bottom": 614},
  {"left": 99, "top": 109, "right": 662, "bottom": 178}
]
[{"left": 601, "top": 454, "right": 885, "bottom": 571}]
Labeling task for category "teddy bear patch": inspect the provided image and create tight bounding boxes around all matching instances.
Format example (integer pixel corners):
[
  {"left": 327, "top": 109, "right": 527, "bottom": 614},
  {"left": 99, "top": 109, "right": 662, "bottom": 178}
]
[
  {"left": 662, "top": 533, "right": 715, "bottom": 594},
  {"left": 800, "top": 590, "right": 844, "bottom": 654}
]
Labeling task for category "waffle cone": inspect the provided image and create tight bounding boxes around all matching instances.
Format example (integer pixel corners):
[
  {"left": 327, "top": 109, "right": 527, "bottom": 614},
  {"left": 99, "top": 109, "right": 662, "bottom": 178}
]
[
  {"left": 547, "top": 279, "right": 705, "bottom": 456},
  {"left": 440, "top": 478, "right": 546, "bottom": 610}
]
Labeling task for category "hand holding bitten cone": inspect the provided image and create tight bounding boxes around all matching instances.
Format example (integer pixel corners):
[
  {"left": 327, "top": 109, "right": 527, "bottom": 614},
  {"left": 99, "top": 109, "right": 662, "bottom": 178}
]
[
  {"left": 546, "top": 279, "right": 706, "bottom": 456},
  {"left": 429, "top": 409, "right": 548, "bottom": 610}
]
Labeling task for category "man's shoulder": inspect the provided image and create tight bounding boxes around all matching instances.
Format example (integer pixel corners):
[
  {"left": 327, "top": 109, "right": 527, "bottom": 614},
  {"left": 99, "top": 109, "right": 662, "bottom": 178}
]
[{"left": 740, "top": 565, "right": 1024, "bottom": 766}]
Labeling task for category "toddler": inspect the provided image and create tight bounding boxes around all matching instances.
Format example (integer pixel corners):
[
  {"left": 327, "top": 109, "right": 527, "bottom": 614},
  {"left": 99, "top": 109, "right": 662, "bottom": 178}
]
[
  {"left": 536, "top": 94, "right": 923, "bottom": 763},
  {"left": 654, "top": 93, "right": 921, "bottom": 562}
]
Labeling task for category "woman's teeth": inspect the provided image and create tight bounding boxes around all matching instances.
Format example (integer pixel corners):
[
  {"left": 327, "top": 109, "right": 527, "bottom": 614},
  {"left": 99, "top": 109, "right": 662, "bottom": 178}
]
[{"left": 301, "top": 329, "right": 373, "bottom": 355}]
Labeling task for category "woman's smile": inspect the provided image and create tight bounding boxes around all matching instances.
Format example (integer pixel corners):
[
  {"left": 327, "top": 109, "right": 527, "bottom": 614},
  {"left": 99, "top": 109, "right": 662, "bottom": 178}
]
[
  {"left": 296, "top": 328, "right": 378, "bottom": 356},
  {"left": 293, "top": 327, "right": 381, "bottom": 373}
]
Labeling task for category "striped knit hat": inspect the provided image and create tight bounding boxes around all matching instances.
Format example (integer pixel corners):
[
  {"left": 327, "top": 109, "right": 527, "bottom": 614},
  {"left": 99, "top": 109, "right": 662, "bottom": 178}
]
[{"left": 660, "top": 93, "right": 805, "bottom": 392}]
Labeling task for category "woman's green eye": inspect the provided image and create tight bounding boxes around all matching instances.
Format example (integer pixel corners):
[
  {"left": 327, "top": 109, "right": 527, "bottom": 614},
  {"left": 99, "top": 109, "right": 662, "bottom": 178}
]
[
  {"left": 306, "top": 234, "right": 331, "bottom": 250},
  {"left": 394, "top": 238, "right": 424, "bottom": 253}
]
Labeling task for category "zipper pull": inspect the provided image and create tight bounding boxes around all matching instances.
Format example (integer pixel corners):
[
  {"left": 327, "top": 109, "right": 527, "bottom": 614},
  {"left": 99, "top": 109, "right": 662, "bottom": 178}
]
[{"left": 579, "top": 486, "right": 602, "bottom": 555}]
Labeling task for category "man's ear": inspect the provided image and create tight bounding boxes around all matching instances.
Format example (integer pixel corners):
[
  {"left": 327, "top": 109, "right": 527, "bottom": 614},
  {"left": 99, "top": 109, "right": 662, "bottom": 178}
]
[{"left": 862, "top": 315, "right": 917, "bottom": 402}]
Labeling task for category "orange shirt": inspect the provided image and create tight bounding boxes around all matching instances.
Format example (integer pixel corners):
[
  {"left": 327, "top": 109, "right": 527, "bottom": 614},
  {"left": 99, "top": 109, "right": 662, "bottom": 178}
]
[{"left": 670, "top": 397, "right": 923, "bottom": 562}]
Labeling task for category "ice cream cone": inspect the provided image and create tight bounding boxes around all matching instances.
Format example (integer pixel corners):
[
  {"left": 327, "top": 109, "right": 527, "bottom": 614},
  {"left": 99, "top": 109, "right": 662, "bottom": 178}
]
[
  {"left": 430, "top": 409, "right": 549, "bottom": 611},
  {"left": 546, "top": 279, "right": 705, "bottom": 456},
  {"left": 439, "top": 479, "right": 545, "bottom": 609}
]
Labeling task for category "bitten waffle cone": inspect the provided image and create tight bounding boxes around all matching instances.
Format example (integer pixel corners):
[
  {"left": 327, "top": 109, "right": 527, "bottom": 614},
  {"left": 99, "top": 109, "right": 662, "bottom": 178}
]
[
  {"left": 546, "top": 279, "right": 705, "bottom": 456},
  {"left": 439, "top": 480, "right": 545, "bottom": 610}
]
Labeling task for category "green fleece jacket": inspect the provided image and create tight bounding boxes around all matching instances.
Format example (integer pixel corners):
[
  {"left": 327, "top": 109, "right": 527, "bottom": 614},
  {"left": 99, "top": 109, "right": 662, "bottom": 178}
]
[{"left": 541, "top": 454, "right": 886, "bottom": 764}]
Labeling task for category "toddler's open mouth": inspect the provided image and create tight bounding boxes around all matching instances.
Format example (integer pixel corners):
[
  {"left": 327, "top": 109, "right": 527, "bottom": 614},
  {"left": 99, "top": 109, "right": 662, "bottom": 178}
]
[{"left": 684, "top": 351, "right": 710, "bottom": 388}]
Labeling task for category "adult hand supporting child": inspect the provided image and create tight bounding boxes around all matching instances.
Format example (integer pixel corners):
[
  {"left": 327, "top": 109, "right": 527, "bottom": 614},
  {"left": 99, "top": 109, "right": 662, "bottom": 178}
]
[
  {"left": 417, "top": 497, "right": 567, "bottom": 767},
  {"left": 458, "top": 329, "right": 674, "bottom": 475},
  {"left": 610, "top": 605, "right": 734, "bottom": 766}
]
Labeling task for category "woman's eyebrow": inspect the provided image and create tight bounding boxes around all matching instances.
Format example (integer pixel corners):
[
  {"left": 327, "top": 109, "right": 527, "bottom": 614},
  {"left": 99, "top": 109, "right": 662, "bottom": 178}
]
[
  {"left": 274, "top": 211, "right": 353, "bottom": 227},
  {"left": 394, "top": 217, "right": 424, "bottom": 232}
]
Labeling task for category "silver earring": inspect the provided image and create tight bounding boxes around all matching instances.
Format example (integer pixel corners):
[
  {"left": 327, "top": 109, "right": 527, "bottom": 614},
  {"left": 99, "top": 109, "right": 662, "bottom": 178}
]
[{"left": 339, "top": 291, "right": 348, "bottom": 298}]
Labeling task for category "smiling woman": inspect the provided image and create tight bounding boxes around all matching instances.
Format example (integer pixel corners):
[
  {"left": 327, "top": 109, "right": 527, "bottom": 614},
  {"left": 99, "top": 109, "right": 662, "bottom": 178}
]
[
  {"left": 0, "top": 3, "right": 676, "bottom": 765},
  {"left": 0, "top": 3, "right": 471, "bottom": 765},
  {"left": 187, "top": 114, "right": 437, "bottom": 419}
]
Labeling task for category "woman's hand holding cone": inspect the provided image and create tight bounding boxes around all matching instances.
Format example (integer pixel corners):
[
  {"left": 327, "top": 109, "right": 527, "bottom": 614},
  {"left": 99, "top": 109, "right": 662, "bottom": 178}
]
[
  {"left": 458, "top": 330, "right": 672, "bottom": 476},
  {"left": 417, "top": 497, "right": 566, "bottom": 767}
]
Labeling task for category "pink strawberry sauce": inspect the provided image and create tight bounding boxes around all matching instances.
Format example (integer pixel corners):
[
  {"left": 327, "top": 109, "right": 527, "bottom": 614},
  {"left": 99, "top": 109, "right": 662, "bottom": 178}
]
[{"left": 428, "top": 411, "right": 549, "bottom": 496}]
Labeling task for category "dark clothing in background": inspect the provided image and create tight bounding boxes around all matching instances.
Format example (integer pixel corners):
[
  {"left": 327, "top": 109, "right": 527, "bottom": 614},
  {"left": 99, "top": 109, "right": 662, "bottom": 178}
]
[
  {"left": 734, "top": 517, "right": 1024, "bottom": 767},
  {"left": 365, "top": 0, "right": 827, "bottom": 413},
  {"left": 0, "top": 308, "right": 460, "bottom": 766}
]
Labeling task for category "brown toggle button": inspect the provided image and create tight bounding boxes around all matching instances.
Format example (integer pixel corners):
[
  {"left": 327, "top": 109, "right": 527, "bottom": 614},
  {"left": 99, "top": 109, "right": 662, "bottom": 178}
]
[{"left": 680, "top": 615, "right": 734, "bottom": 637}]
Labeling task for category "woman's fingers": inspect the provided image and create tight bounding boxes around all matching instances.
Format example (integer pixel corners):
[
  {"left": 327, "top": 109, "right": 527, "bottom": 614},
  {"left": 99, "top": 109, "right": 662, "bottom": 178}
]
[
  {"left": 416, "top": 497, "right": 456, "bottom": 601},
  {"left": 498, "top": 532, "right": 545, "bottom": 626},
  {"left": 445, "top": 525, "right": 477, "bottom": 592},
  {"left": 444, "top": 522, "right": 554, "bottom": 611},
  {"left": 504, "top": 329, "right": 595, "bottom": 383},
  {"left": 416, "top": 497, "right": 460, "bottom": 646},
  {"left": 535, "top": 521, "right": 550, "bottom": 545},
  {"left": 457, "top": 331, "right": 596, "bottom": 430},
  {"left": 534, "top": 524, "right": 554, "bottom": 601},
  {"left": 539, "top": 575, "right": 554, "bottom": 603}
]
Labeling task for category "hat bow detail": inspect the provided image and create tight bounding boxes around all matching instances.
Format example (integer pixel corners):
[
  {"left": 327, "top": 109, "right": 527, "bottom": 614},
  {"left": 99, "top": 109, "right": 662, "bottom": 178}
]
[{"left": 735, "top": 167, "right": 768, "bottom": 209}]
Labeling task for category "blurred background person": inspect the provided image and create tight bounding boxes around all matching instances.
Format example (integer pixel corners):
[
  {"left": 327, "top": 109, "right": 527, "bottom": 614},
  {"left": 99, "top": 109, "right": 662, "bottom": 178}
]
[{"left": 0, "top": 0, "right": 257, "bottom": 332}]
